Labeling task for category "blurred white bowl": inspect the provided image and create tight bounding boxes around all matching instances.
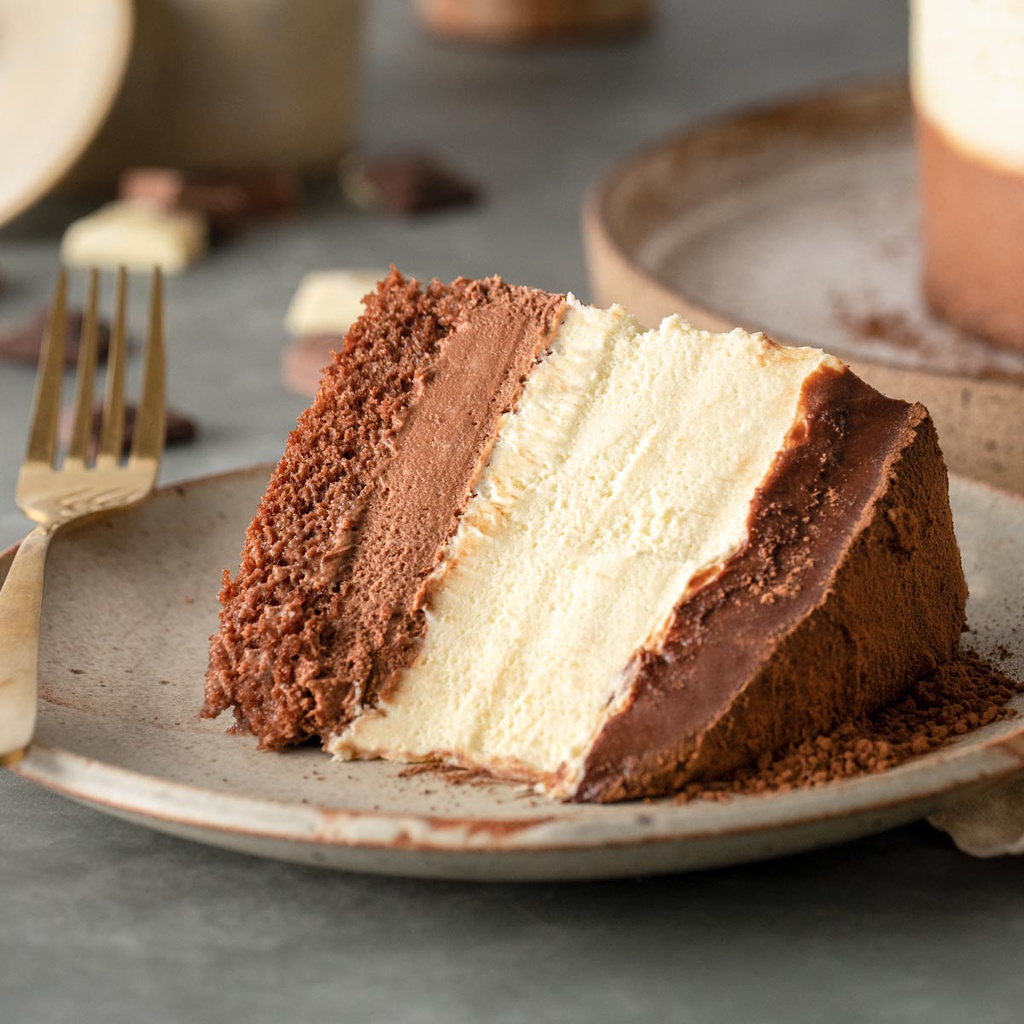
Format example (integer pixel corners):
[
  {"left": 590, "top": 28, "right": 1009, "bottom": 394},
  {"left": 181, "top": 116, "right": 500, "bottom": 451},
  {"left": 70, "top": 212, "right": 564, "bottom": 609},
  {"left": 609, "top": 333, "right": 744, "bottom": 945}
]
[{"left": 0, "top": 0, "right": 132, "bottom": 225}]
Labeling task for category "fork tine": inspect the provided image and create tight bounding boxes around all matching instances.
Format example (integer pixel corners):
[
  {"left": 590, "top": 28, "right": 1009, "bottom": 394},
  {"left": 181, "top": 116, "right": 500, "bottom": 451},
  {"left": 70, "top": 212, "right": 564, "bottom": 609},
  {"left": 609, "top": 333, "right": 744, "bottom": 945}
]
[
  {"left": 96, "top": 267, "right": 128, "bottom": 466},
  {"left": 25, "top": 268, "right": 68, "bottom": 466},
  {"left": 67, "top": 269, "right": 101, "bottom": 464},
  {"left": 129, "top": 268, "right": 166, "bottom": 465}
]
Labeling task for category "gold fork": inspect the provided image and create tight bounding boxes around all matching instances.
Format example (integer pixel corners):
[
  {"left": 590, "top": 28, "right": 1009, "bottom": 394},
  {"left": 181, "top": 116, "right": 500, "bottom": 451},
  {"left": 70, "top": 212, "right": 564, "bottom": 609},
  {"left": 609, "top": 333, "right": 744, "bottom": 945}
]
[{"left": 0, "top": 266, "right": 165, "bottom": 765}]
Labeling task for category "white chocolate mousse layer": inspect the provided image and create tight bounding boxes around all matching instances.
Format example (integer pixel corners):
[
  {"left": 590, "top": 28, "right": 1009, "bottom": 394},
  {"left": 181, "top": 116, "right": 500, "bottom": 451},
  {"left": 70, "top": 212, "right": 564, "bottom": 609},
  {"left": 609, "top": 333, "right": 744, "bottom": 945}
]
[{"left": 330, "top": 300, "right": 839, "bottom": 796}]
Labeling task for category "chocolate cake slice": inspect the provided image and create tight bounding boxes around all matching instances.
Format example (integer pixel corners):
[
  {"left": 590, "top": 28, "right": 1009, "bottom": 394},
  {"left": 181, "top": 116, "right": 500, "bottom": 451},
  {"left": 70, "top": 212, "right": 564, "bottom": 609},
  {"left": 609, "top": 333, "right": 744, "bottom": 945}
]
[{"left": 205, "top": 271, "right": 967, "bottom": 802}]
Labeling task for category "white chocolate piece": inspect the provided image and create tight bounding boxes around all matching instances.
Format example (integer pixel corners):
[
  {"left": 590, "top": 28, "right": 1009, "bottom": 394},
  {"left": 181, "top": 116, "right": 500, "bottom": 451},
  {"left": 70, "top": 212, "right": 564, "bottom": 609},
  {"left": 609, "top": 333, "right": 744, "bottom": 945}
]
[
  {"left": 61, "top": 201, "right": 207, "bottom": 274},
  {"left": 285, "top": 270, "right": 389, "bottom": 337}
]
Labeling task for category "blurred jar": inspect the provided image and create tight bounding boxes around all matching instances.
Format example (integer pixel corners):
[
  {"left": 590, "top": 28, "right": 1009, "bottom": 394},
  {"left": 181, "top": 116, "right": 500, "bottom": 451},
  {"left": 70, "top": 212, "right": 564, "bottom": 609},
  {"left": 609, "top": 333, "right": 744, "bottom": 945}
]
[
  {"left": 70, "top": 0, "right": 362, "bottom": 188},
  {"left": 417, "top": 0, "right": 650, "bottom": 43},
  {"left": 912, "top": 0, "right": 1024, "bottom": 352}
]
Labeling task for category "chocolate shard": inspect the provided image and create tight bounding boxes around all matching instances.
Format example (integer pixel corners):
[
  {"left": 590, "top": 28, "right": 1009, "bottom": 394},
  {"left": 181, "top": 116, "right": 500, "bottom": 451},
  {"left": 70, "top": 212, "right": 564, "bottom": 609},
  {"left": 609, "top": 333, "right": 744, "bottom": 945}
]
[
  {"left": 342, "top": 154, "right": 481, "bottom": 215},
  {"left": 0, "top": 307, "right": 111, "bottom": 367},
  {"left": 58, "top": 403, "right": 198, "bottom": 456},
  {"left": 418, "top": 0, "right": 652, "bottom": 42},
  {"left": 119, "top": 167, "right": 301, "bottom": 233},
  {"left": 281, "top": 335, "right": 346, "bottom": 397}
]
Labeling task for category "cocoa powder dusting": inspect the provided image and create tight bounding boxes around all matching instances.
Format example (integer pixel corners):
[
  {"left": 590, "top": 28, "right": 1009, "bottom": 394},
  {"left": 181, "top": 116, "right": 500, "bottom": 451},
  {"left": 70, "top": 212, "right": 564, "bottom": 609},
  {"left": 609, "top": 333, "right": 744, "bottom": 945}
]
[
  {"left": 831, "top": 295, "right": 928, "bottom": 352},
  {"left": 676, "top": 652, "right": 1022, "bottom": 803},
  {"left": 397, "top": 762, "right": 499, "bottom": 788}
]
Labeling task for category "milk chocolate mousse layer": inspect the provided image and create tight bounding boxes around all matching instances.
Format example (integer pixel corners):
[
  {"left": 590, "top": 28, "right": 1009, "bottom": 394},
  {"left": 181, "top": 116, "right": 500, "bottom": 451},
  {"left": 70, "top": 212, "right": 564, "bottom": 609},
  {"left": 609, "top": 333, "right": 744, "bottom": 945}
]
[
  {"left": 918, "top": 115, "right": 1024, "bottom": 352},
  {"left": 577, "top": 366, "right": 966, "bottom": 802},
  {"left": 204, "top": 272, "right": 565, "bottom": 747}
]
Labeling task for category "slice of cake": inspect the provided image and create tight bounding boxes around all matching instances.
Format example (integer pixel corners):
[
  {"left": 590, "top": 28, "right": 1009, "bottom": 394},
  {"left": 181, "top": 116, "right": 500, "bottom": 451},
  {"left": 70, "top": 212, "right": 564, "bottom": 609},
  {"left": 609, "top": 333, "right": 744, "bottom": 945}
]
[{"left": 204, "top": 271, "right": 967, "bottom": 802}]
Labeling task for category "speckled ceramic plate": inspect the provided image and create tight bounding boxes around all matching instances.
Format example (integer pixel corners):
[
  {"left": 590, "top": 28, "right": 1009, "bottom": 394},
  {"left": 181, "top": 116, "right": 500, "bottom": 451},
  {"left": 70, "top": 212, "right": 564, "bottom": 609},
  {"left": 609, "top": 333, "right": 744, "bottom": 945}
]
[
  {"left": 6, "top": 466, "right": 1024, "bottom": 880},
  {"left": 583, "top": 80, "right": 1024, "bottom": 497}
]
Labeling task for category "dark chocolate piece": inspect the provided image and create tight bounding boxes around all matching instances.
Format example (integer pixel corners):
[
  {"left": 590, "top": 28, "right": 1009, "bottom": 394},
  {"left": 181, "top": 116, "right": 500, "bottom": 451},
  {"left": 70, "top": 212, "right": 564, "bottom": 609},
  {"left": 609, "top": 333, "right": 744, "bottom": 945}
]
[
  {"left": 281, "top": 335, "right": 345, "bottom": 397},
  {"left": 342, "top": 154, "right": 480, "bottom": 215},
  {"left": 58, "top": 403, "right": 197, "bottom": 456},
  {"left": 119, "top": 168, "right": 301, "bottom": 233},
  {"left": 418, "top": 0, "right": 651, "bottom": 43},
  {"left": 0, "top": 307, "right": 111, "bottom": 367}
]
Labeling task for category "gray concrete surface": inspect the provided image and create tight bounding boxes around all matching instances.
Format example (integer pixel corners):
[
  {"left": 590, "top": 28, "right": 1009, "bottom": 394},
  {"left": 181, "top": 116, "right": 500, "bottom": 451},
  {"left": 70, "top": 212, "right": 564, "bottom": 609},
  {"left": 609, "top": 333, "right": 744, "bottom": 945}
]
[{"left": 3, "top": 2, "right": 1022, "bottom": 1022}]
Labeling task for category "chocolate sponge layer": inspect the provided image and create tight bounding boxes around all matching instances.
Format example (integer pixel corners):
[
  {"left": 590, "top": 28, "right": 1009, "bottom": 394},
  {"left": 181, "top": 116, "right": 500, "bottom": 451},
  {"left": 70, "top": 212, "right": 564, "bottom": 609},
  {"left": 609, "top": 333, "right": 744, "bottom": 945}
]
[{"left": 204, "top": 271, "right": 564, "bottom": 747}]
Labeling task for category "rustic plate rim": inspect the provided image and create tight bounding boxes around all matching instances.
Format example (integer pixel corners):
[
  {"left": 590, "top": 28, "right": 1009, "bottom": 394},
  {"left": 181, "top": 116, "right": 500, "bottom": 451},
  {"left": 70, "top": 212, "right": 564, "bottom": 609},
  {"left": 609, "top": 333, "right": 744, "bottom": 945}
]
[{"left": 580, "top": 77, "right": 958, "bottom": 371}]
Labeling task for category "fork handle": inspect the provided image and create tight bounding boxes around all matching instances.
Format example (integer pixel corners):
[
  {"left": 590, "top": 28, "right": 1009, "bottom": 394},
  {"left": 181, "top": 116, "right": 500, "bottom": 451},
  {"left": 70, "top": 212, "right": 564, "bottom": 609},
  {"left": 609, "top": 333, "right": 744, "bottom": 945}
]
[{"left": 0, "top": 526, "right": 52, "bottom": 764}]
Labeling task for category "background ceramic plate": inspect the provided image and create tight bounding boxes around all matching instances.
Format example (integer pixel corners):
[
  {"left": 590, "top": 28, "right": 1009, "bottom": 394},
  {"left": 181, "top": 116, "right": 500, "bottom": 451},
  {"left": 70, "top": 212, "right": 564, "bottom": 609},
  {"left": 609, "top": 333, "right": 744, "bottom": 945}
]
[
  {"left": 583, "top": 80, "right": 1024, "bottom": 497},
  {"left": 0, "top": 0, "right": 132, "bottom": 226},
  {"left": 7, "top": 466, "right": 1024, "bottom": 881}
]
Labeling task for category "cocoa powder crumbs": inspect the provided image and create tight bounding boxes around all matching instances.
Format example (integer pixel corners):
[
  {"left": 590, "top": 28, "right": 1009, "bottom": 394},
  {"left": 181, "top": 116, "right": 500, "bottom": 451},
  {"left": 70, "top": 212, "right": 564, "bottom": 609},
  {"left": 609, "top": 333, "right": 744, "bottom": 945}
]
[
  {"left": 831, "top": 297, "right": 928, "bottom": 352},
  {"left": 675, "top": 652, "right": 1023, "bottom": 803},
  {"left": 398, "top": 762, "right": 510, "bottom": 788}
]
